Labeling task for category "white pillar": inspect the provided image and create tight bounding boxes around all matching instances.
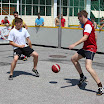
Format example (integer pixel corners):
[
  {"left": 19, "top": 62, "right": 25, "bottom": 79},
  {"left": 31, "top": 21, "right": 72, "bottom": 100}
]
[
  {"left": 17, "top": 0, "right": 19, "bottom": 13},
  {"left": 85, "top": 0, "right": 91, "bottom": 18},
  {"left": 54, "top": 0, "right": 57, "bottom": 26}
]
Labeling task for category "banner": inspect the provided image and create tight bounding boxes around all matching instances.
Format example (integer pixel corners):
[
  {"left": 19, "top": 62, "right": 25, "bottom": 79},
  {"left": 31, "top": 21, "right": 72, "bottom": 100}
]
[{"left": 0, "top": 26, "right": 11, "bottom": 40}]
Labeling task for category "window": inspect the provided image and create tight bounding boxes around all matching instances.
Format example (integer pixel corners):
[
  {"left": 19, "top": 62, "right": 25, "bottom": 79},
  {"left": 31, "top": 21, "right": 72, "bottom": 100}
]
[
  {"left": 63, "top": 7, "right": 67, "bottom": 16},
  {"left": 2, "top": 0, "right": 9, "bottom": 3},
  {"left": 26, "top": 5, "right": 31, "bottom": 15},
  {"left": 2, "top": 4, "right": 9, "bottom": 15},
  {"left": 10, "top": 0, "right": 17, "bottom": 3},
  {"left": 33, "top": 6, "right": 38, "bottom": 15},
  {"left": 22, "top": 0, "right": 25, "bottom": 4},
  {"left": 46, "top": 0, "right": 51, "bottom": 5},
  {"left": 33, "top": 0, "right": 38, "bottom": 4},
  {"left": 10, "top": 4, "right": 17, "bottom": 15},
  {"left": 0, "top": 0, "right": 52, "bottom": 16},
  {"left": 74, "top": 0, "right": 79, "bottom": 6},
  {"left": 46, "top": 6, "right": 51, "bottom": 16},
  {"left": 26, "top": 0, "right": 32, "bottom": 4},
  {"left": 40, "top": 6, "right": 45, "bottom": 15},
  {"left": 63, "top": 0, "right": 67, "bottom": 6},
  {"left": 74, "top": 7, "right": 78, "bottom": 16},
  {"left": 69, "top": 8, "right": 73, "bottom": 16},
  {"left": 70, "top": 0, "right": 74, "bottom": 6},
  {"left": 57, "top": 0, "right": 68, "bottom": 16},
  {"left": 40, "top": 0, "right": 45, "bottom": 5},
  {"left": 19, "top": 5, "right": 25, "bottom": 15}
]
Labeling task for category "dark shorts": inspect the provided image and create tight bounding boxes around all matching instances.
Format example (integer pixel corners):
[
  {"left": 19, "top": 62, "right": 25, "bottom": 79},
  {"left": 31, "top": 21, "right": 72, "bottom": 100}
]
[
  {"left": 14, "top": 46, "right": 34, "bottom": 57},
  {"left": 77, "top": 49, "right": 95, "bottom": 60}
]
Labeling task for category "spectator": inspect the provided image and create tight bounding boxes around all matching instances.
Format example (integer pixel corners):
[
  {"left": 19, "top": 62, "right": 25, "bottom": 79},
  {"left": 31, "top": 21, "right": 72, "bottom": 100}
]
[
  {"left": 91, "top": 18, "right": 98, "bottom": 29},
  {"left": 61, "top": 14, "right": 66, "bottom": 27},
  {"left": 55, "top": 14, "right": 60, "bottom": 27},
  {"left": 35, "top": 13, "right": 44, "bottom": 26},
  {"left": 55, "top": 14, "right": 66, "bottom": 27},
  {"left": 91, "top": 18, "right": 98, "bottom": 42},
  {"left": 100, "top": 17, "right": 104, "bottom": 26},
  {"left": 1, "top": 16, "right": 10, "bottom": 26},
  {"left": 11, "top": 11, "right": 28, "bottom": 29},
  {"left": 99, "top": 17, "right": 104, "bottom": 31}
]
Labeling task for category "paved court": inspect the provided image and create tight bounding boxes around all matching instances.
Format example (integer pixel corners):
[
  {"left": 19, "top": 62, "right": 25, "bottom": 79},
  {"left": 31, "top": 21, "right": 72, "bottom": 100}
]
[{"left": 0, "top": 45, "right": 104, "bottom": 104}]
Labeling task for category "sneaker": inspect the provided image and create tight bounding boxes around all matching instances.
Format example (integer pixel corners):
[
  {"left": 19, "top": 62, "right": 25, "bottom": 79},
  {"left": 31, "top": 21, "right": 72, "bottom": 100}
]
[
  {"left": 22, "top": 56, "right": 27, "bottom": 61},
  {"left": 96, "top": 87, "right": 104, "bottom": 96},
  {"left": 8, "top": 75, "right": 13, "bottom": 80},
  {"left": 78, "top": 76, "right": 87, "bottom": 86},
  {"left": 32, "top": 69, "right": 40, "bottom": 77}
]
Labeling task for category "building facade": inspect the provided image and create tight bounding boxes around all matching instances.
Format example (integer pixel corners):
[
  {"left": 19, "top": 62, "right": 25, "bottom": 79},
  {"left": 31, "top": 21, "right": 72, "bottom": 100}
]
[{"left": 0, "top": 0, "right": 101, "bottom": 26}]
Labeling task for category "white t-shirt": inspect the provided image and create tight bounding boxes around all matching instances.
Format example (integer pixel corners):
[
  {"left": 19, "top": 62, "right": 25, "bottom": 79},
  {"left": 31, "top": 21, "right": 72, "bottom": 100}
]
[{"left": 8, "top": 28, "right": 30, "bottom": 49}]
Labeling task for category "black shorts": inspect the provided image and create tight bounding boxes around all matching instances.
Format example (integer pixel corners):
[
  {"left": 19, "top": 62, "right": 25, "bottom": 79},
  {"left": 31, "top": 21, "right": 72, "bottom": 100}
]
[
  {"left": 14, "top": 46, "right": 34, "bottom": 57},
  {"left": 77, "top": 49, "right": 95, "bottom": 60}
]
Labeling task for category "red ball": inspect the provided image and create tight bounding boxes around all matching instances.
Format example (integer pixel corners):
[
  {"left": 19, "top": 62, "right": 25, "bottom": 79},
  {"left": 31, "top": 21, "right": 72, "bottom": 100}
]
[{"left": 52, "top": 64, "right": 60, "bottom": 73}]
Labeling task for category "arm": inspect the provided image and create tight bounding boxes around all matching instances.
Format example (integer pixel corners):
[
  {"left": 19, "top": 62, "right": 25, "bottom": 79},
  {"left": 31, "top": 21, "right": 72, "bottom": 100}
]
[
  {"left": 55, "top": 18, "right": 57, "bottom": 26},
  {"left": 35, "top": 19, "right": 39, "bottom": 26},
  {"left": 35, "top": 22, "right": 37, "bottom": 26},
  {"left": 9, "top": 41, "right": 25, "bottom": 48},
  {"left": 64, "top": 20, "right": 66, "bottom": 27},
  {"left": 78, "top": 24, "right": 81, "bottom": 28},
  {"left": 69, "top": 35, "right": 88, "bottom": 49},
  {"left": 94, "top": 22, "right": 97, "bottom": 29},
  {"left": 23, "top": 23, "right": 28, "bottom": 29},
  {"left": 26, "top": 37, "right": 32, "bottom": 48},
  {"left": 42, "top": 22, "right": 44, "bottom": 26},
  {"left": 99, "top": 24, "right": 104, "bottom": 31},
  {"left": 11, "top": 20, "right": 14, "bottom": 29}
]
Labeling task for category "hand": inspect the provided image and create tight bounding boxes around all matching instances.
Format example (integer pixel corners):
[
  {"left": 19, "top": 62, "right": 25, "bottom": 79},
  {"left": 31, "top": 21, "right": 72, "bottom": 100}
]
[
  {"left": 99, "top": 28, "right": 102, "bottom": 33},
  {"left": 99, "top": 28, "right": 102, "bottom": 31},
  {"left": 6, "top": 24, "right": 10, "bottom": 27},
  {"left": 69, "top": 44, "right": 75, "bottom": 50},
  {"left": 19, "top": 45, "right": 25, "bottom": 48}
]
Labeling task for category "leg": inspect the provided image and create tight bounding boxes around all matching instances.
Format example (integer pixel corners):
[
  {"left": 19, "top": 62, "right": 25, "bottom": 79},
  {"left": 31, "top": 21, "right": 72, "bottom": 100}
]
[
  {"left": 31, "top": 51, "right": 38, "bottom": 70},
  {"left": 85, "top": 59, "right": 104, "bottom": 95},
  {"left": 85, "top": 59, "right": 101, "bottom": 84},
  {"left": 10, "top": 55, "right": 19, "bottom": 75},
  {"left": 71, "top": 53, "right": 83, "bottom": 74},
  {"left": 31, "top": 51, "right": 39, "bottom": 77}
]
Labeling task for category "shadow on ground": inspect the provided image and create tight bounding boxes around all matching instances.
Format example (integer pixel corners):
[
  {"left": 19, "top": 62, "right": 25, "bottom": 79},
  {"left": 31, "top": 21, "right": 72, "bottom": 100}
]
[
  {"left": 7, "top": 71, "right": 35, "bottom": 78},
  {"left": 61, "top": 78, "right": 97, "bottom": 93}
]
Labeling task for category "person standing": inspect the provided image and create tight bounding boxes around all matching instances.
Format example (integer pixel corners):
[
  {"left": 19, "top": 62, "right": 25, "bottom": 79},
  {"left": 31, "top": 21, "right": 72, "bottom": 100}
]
[
  {"left": 69, "top": 10, "right": 103, "bottom": 95},
  {"left": 61, "top": 14, "right": 65, "bottom": 27},
  {"left": 55, "top": 14, "right": 65, "bottom": 27},
  {"left": 55, "top": 14, "right": 60, "bottom": 27},
  {"left": 11, "top": 11, "right": 28, "bottom": 29},
  {"left": 35, "top": 13, "right": 44, "bottom": 26},
  {"left": 8, "top": 18, "right": 39, "bottom": 80}
]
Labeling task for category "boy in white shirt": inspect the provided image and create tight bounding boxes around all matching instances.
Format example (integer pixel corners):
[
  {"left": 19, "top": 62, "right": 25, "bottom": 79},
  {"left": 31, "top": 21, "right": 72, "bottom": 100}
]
[{"left": 8, "top": 18, "right": 39, "bottom": 80}]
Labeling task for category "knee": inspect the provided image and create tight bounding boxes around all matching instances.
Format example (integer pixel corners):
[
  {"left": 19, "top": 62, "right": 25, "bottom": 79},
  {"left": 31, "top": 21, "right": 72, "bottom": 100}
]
[
  {"left": 13, "top": 56, "right": 19, "bottom": 62},
  {"left": 32, "top": 52, "right": 38, "bottom": 58},
  {"left": 85, "top": 65, "right": 91, "bottom": 72},
  {"left": 71, "top": 57, "right": 76, "bottom": 63}
]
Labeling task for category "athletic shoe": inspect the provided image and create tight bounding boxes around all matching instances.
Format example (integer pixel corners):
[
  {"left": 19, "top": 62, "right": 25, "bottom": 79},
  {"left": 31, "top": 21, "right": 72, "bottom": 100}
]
[
  {"left": 8, "top": 75, "right": 13, "bottom": 80},
  {"left": 22, "top": 56, "right": 27, "bottom": 61},
  {"left": 32, "top": 69, "right": 40, "bottom": 77},
  {"left": 96, "top": 87, "right": 104, "bottom": 96},
  {"left": 78, "top": 76, "right": 87, "bottom": 86}
]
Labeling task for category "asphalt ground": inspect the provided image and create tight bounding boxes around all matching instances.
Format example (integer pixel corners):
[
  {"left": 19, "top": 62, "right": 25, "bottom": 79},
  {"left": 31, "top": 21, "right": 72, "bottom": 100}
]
[{"left": 0, "top": 45, "right": 104, "bottom": 104}]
